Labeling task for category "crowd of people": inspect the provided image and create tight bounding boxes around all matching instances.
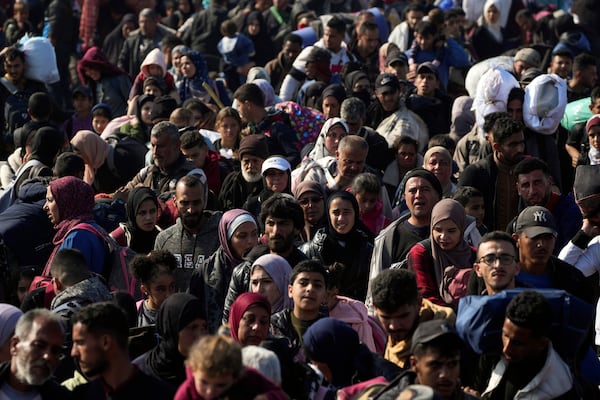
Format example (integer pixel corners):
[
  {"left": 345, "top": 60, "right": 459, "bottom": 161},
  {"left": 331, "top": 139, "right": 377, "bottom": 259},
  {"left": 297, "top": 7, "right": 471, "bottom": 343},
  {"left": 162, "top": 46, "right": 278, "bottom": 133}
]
[{"left": 0, "top": 0, "right": 599, "bottom": 398}]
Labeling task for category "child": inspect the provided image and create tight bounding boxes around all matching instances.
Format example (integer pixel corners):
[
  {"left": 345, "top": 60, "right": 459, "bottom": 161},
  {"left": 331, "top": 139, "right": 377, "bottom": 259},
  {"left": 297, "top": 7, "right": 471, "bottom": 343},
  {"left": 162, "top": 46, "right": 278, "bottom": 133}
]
[
  {"left": 270, "top": 260, "right": 328, "bottom": 358},
  {"left": 174, "top": 335, "right": 287, "bottom": 400},
  {"left": 453, "top": 185, "right": 487, "bottom": 236},
  {"left": 64, "top": 85, "right": 93, "bottom": 140},
  {"left": 180, "top": 130, "right": 225, "bottom": 195},
  {"left": 91, "top": 103, "right": 112, "bottom": 135},
  {"left": 351, "top": 173, "right": 391, "bottom": 236},
  {"left": 3, "top": 0, "right": 35, "bottom": 45},
  {"left": 214, "top": 106, "right": 242, "bottom": 158},
  {"left": 217, "top": 19, "right": 255, "bottom": 92},
  {"left": 129, "top": 48, "right": 178, "bottom": 100},
  {"left": 130, "top": 251, "right": 177, "bottom": 327}
]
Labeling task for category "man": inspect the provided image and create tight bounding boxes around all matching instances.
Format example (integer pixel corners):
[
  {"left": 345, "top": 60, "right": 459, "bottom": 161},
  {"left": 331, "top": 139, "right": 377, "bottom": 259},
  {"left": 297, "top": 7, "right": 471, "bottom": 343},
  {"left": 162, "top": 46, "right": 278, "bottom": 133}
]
[
  {"left": 233, "top": 83, "right": 301, "bottom": 167},
  {"left": 384, "top": 44, "right": 409, "bottom": 80},
  {"left": 0, "top": 309, "right": 69, "bottom": 399},
  {"left": 371, "top": 268, "right": 455, "bottom": 369},
  {"left": 118, "top": 8, "right": 175, "bottom": 78},
  {"left": 458, "top": 115, "right": 525, "bottom": 231},
  {"left": 296, "top": 47, "right": 334, "bottom": 106},
  {"left": 510, "top": 157, "right": 581, "bottom": 253},
  {"left": 378, "top": 319, "right": 477, "bottom": 400},
  {"left": 71, "top": 302, "right": 175, "bottom": 399},
  {"left": 220, "top": 193, "right": 308, "bottom": 323},
  {"left": 218, "top": 134, "right": 268, "bottom": 210},
  {"left": 478, "top": 291, "right": 578, "bottom": 399},
  {"left": 567, "top": 53, "right": 598, "bottom": 102},
  {"left": 125, "top": 121, "right": 194, "bottom": 195},
  {"left": 406, "top": 62, "right": 453, "bottom": 137},
  {"left": 348, "top": 21, "right": 380, "bottom": 81},
  {"left": 512, "top": 47, "right": 541, "bottom": 80},
  {"left": 265, "top": 33, "right": 303, "bottom": 93},
  {"left": 388, "top": 3, "right": 425, "bottom": 52},
  {"left": 512, "top": 206, "right": 594, "bottom": 304},
  {"left": 180, "top": 130, "right": 225, "bottom": 196},
  {"left": 369, "top": 168, "right": 442, "bottom": 299},
  {"left": 317, "top": 17, "right": 354, "bottom": 75},
  {"left": 548, "top": 49, "right": 573, "bottom": 80},
  {"left": 371, "top": 73, "right": 429, "bottom": 153},
  {"left": 383, "top": 136, "right": 422, "bottom": 202},
  {"left": 469, "top": 231, "right": 521, "bottom": 296},
  {"left": 340, "top": 97, "right": 393, "bottom": 173},
  {"left": 154, "top": 174, "right": 222, "bottom": 292}
]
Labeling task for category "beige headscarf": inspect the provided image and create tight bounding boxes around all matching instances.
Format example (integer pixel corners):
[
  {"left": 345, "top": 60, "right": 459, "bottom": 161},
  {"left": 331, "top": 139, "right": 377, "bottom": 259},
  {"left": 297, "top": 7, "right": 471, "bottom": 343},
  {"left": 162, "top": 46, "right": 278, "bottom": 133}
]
[{"left": 70, "top": 130, "right": 111, "bottom": 185}]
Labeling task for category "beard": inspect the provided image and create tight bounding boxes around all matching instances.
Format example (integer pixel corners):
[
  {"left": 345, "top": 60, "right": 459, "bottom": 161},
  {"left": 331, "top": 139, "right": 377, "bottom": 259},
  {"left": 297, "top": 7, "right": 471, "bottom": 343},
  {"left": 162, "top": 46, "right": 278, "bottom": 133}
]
[
  {"left": 181, "top": 212, "right": 202, "bottom": 230},
  {"left": 15, "top": 355, "right": 52, "bottom": 386},
  {"left": 268, "top": 233, "right": 294, "bottom": 254},
  {"left": 242, "top": 168, "right": 262, "bottom": 183}
]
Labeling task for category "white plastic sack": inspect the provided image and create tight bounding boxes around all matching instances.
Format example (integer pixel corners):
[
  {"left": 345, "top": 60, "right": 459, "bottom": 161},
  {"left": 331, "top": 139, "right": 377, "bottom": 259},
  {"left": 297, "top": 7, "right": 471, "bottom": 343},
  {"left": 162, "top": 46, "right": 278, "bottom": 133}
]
[
  {"left": 473, "top": 67, "right": 520, "bottom": 139},
  {"left": 523, "top": 73, "right": 567, "bottom": 135},
  {"left": 18, "top": 35, "right": 59, "bottom": 84},
  {"left": 464, "top": 56, "right": 514, "bottom": 97}
]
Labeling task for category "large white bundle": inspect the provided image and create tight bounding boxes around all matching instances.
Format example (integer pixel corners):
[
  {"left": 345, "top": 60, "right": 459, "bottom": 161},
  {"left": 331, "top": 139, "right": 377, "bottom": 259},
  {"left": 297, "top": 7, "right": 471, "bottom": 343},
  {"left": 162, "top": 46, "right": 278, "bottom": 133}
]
[
  {"left": 464, "top": 55, "right": 514, "bottom": 97},
  {"left": 523, "top": 73, "right": 567, "bottom": 135},
  {"left": 19, "top": 35, "right": 59, "bottom": 84}
]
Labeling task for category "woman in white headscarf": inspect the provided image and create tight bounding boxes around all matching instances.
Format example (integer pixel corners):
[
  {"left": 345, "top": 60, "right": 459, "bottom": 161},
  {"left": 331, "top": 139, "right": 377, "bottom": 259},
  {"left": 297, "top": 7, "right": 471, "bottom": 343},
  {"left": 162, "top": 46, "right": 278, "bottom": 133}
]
[{"left": 470, "top": 0, "right": 509, "bottom": 61}]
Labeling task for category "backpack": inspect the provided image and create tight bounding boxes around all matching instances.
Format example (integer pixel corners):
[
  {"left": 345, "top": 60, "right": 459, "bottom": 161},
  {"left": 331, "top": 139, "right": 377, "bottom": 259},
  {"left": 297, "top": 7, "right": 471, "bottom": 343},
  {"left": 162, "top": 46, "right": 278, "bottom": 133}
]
[
  {"left": 0, "top": 77, "right": 33, "bottom": 136},
  {"left": 273, "top": 101, "right": 326, "bottom": 147},
  {"left": 456, "top": 288, "right": 592, "bottom": 367}
]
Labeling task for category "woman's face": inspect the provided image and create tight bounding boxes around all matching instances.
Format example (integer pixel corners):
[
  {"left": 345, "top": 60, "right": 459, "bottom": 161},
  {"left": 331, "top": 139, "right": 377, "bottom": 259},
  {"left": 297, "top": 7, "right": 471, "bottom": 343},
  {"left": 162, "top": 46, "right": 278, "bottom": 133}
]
[
  {"left": 144, "top": 271, "right": 175, "bottom": 309},
  {"left": 247, "top": 19, "right": 261, "bottom": 36},
  {"left": 43, "top": 187, "right": 60, "bottom": 225},
  {"left": 322, "top": 96, "right": 340, "bottom": 119},
  {"left": 432, "top": 218, "right": 461, "bottom": 251},
  {"left": 140, "top": 101, "right": 154, "bottom": 125},
  {"left": 172, "top": 51, "right": 184, "bottom": 71},
  {"left": 353, "top": 78, "right": 371, "bottom": 93},
  {"left": 237, "top": 305, "right": 270, "bottom": 346},
  {"left": 589, "top": 126, "right": 600, "bottom": 151},
  {"left": 328, "top": 197, "right": 355, "bottom": 235},
  {"left": 324, "top": 124, "right": 347, "bottom": 155},
  {"left": 135, "top": 199, "right": 158, "bottom": 232},
  {"left": 299, "top": 192, "right": 325, "bottom": 225},
  {"left": 485, "top": 4, "right": 500, "bottom": 25},
  {"left": 264, "top": 169, "right": 288, "bottom": 193},
  {"left": 83, "top": 67, "right": 101, "bottom": 82},
  {"left": 122, "top": 21, "right": 135, "bottom": 38},
  {"left": 217, "top": 117, "right": 241, "bottom": 148},
  {"left": 250, "top": 266, "right": 280, "bottom": 307},
  {"left": 425, "top": 153, "right": 451, "bottom": 186},
  {"left": 180, "top": 56, "right": 197, "bottom": 78},
  {"left": 229, "top": 221, "right": 258, "bottom": 260},
  {"left": 178, "top": 318, "right": 207, "bottom": 356}
]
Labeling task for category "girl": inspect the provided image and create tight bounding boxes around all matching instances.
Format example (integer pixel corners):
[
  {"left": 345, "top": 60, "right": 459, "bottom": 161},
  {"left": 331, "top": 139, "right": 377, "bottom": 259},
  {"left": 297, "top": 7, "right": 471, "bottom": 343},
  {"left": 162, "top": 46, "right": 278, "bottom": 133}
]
[
  {"left": 130, "top": 250, "right": 177, "bottom": 327},
  {"left": 249, "top": 254, "right": 292, "bottom": 314},
  {"left": 213, "top": 107, "right": 242, "bottom": 158}
]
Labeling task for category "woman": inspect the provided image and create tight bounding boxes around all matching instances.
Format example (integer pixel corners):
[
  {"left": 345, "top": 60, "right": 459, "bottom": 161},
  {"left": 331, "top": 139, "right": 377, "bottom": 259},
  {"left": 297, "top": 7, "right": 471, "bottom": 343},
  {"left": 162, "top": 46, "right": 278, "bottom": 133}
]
[
  {"left": 243, "top": 11, "right": 274, "bottom": 67},
  {"left": 320, "top": 84, "right": 346, "bottom": 119},
  {"left": 130, "top": 250, "right": 177, "bottom": 327},
  {"left": 228, "top": 292, "right": 271, "bottom": 347},
  {"left": 70, "top": 130, "right": 146, "bottom": 193},
  {"left": 244, "top": 156, "right": 292, "bottom": 221},
  {"left": 111, "top": 186, "right": 160, "bottom": 254},
  {"left": 213, "top": 107, "right": 242, "bottom": 158},
  {"left": 121, "top": 93, "right": 155, "bottom": 144},
  {"left": 136, "top": 293, "right": 208, "bottom": 387},
  {"left": 301, "top": 191, "right": 373, "bottom": 302},
  {"left": 177, "top": 51, "right": 215, "bottom": 104},
  {"left": 0, "top": 304, "right": 22, "bottom": 363},
  {"left": 77, "top": 46, "right": 132, "bottom": 117},
  {"left": 102, "top": 13, "right": 137, "bottom": 66},
  {"left": 308, "top": 117, "right": 349, "bottom": 161},
  {"left": 423, "top": 146, "right": 456, "bottom": 197},
  {"left": 470, "top": 0, "right": 509, "bottom": 61},
  {"left": 188, "top": 209, "right": 258, "bottom": 333},
  {"left": 294, "top": 180, "right": 327, "bottom": 241},
  {"left": 407, "top": 198, "right": 476, "bottom": 308},
  {"left": 249, "top": 254, "right": 292, "bottom": 314},
  {"left": 43, "top": 176, "right": 106, "bottom": 274}
]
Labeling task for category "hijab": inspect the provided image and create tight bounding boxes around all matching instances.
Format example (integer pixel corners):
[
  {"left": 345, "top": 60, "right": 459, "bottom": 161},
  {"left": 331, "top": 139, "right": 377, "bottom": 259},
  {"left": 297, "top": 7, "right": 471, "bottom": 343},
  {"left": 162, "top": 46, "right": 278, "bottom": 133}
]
[
  {"left": 303, "top": 318, "right": 360, "bottom": 387},
  {"left": 125, "top": 186, "right": 160, "bottom": 254},
  {"left": 70, "top": 130, "right": 111, "bottom": 185},
  {"left": 326, "top": 191, "right": 360, "bottom": 242},
  {"left": 29, "top": 127, "right": 64, "bottom": 167},
  {"left": 48, "top": 176, "right": 95, "bottom": 244},
  {"left": 147, "top": 293, "right": 206, "bottom": 386},
  {"left": 250, "top": 254, "right": 292, "bottom": 313},
  {"left": 135, "top": 94, "right": 155, "bottom": 138},
  {"left": 0, "top": 304, "right": 22, "bottom": 349},
  {"left": 481, "top": 0, "right": 503, "bottom": 43},
  {"left": 309, "top": 117, "right": 349, "bottom": 160},
  {"left": 430, "top": 199, "right": 473, "bottom": 288},
  {"left": 178, "top": 51, "right": 209, "bottom": 103},
  {"left": 218, "top": 209, "right": 257, "bottom": 267},
  {"left": 228, "top": 292, "right": 271, "bottom": 344}
]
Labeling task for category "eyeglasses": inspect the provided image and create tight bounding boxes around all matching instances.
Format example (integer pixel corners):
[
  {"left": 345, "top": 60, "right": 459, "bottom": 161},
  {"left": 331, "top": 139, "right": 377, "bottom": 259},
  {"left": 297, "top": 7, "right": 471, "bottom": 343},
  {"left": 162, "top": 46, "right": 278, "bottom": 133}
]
[
  {"left": 298, "top": 196, "right": 323, "bottom": 206},
  {"left": 478, "top": 254, "right": 516, "bottom": 266}
]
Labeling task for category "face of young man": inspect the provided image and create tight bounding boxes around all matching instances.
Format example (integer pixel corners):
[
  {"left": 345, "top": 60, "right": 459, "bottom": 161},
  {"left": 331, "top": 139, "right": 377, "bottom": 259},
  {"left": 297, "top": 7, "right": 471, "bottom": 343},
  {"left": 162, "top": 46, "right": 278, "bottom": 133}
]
[
  {"left": 501, "top": 318, "right": 547, "bottom": 364},
  {"left": 323, "top": 26, "right": 343, "bottom": 53},
  {"left": 411, "top": 348, "right": 461, "bottom": 400},
  {"left": 494, "top": 131, "right": 525, "bottom": 166},
  {"left": 373, "top": 302, "right": 420, "bottom": 344},
  {"left": 288, "top": 271, "right": 327, "bottom": 315},
  {"left": 516, "top": 169, "right": 552, "bottom": 206},
  {"left": 264, "top": 216, "right": 298, "bottom": 254},
  {"left": 474, "top": 240, "right": 520, "bottom": 295},
  {"left": 549, "top": 55, "right": 572, "bottom": 79},
  {"left": 404, "top": 177, "right": 439, "bottom": 223},
  {"left": 71, "top": 322, "right": 109, "bottom": 378},
  {"left": 175, "top": 183, "right": 205, "bottom": 232},
  {"left": 514, "top": 231, "right": 555, "bottom": 267}
]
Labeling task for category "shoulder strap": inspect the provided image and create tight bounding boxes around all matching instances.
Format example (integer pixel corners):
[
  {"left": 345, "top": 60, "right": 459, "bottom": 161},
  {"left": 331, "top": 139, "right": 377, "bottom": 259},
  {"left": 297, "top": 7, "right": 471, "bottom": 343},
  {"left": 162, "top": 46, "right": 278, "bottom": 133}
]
[
  {"left": 0, "top": 77, "right": 18, "bottom": 95},
  {"left": 269, "top": 6, "right": 284, "bottom": 25}
]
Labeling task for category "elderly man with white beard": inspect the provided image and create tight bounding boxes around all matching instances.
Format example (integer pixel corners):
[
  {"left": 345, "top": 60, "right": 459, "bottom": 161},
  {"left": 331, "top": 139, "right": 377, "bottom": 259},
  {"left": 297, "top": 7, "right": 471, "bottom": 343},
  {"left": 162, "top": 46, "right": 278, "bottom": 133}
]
[
  {"left": 0, "top": 309, "right": 70, "bottom": 399},
  {"left": 218, "top": 134, "right": 269, "bottom": 210}
]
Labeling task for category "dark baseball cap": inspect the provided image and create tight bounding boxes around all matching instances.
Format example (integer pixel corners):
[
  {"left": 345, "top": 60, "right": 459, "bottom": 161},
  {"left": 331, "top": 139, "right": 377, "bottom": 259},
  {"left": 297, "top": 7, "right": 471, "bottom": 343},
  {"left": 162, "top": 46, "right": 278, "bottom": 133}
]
[
  {"left": 410, "top": 319, "right": 460, "bottom": 353},
  {"left": 416, "top": 62, "right": 439, "bottom": 77},
  {"left": 515, "top": 206, "right": 557, "bottom": 238},
  {"left": 375, "top": 73, "right": 400, "bottom": 94},
  {"left": 72, "top": 85, "right": 92, "bottom": 98},
  {"left": 386, "top": 47, "right": 408, "bottom": 67}
]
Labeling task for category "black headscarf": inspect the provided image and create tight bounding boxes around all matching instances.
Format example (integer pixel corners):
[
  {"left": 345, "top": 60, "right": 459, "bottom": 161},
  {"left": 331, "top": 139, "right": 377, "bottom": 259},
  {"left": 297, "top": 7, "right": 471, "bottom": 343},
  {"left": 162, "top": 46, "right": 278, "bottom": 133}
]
[
  {"left": 146, "top": 293, "right": 206, "bottom": 386},
  {"left": 30, "top": 127, "right": 64, "bottom": 167},
  {"left": 125, "top": 186, "right": 159, "bottom": 254}
]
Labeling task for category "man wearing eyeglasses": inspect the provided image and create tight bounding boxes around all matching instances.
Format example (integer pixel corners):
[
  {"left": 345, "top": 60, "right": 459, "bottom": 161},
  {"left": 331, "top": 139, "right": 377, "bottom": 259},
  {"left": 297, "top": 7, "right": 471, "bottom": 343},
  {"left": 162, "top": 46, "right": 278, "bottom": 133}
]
[
  {"left": 471, "top": 231, "right": 521, "bottom": 296},
  {"left": 0, "top": 309, "right": 69, "bottom": 399}
]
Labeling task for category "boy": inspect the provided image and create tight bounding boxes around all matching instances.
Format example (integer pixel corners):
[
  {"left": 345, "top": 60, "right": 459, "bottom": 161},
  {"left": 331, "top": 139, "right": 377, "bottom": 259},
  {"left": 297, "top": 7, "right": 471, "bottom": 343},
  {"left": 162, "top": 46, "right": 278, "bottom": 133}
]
[
  {"left": 64, "top": 85, "right": 93, "bottom": 139},
  {"left": 270, "top": 260, "right": 328, "bottom": 357},
  {"left": 351, "top": 172, "right": 390, "bottom": 236},
  {"left": 180, "top": 130, "right": 225, "bottom": 195},
  {"left": 453, "top": 186, "right": 487, "bottom": 235},
  {"left": 91, "top": 103, "right": 112, "bottom": 135},
  {"left": 217, "top": 19, "right": 255, "bottom": 92}
]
